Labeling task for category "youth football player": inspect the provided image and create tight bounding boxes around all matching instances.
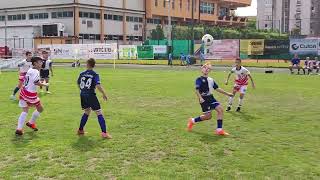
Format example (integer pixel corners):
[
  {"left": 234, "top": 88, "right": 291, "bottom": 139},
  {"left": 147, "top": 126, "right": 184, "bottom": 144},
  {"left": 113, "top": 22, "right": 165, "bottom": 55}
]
[
  {"left": 187, "top": 63, "right": 233, "bottom": 136},
  {"left": 225, "top": 58, "right": 255, "bottom": 112},
  {"left": 303, "top": 57, "right": 310, "bottom": 75},
  {"left": 40, "top": 51, "right": 53, "bottom": 94},
  {"left": 15, "top": 57, "right": 49, "bottom": 136},
  {"left": 10, "top": 51, "right": 33, "bottom": 100},
  {"left": 77, "top": 58, "right": 112, "bottom": 139}
]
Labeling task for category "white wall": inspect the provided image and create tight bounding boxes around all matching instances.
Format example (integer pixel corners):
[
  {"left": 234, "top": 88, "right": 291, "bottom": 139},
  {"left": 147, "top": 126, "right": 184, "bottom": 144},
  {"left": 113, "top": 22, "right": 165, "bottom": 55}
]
[
  {"left": 0, "top": 26, "right": 39, "bottom": 48},
  {"left": 0, "top": 0, "right": 73, "bottom": 9},
  {"left": 125, "top": 0, "right": 145, "bottom": 11},
  {"left": 104, "top": 0, "right": 123, "bottom": 8}
]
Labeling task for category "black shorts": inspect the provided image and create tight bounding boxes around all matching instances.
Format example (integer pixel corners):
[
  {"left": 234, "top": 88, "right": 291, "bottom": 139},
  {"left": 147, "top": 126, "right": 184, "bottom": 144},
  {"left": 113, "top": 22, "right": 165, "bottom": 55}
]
[
  {"left": 40, "top": 69, "right": 50, "bottom": 79},
  {"left": 80, "top": 94, "right": 101, "bottom": 111},
  {"left": 200, "top": 95, "right": 220, "bottom": 113}
]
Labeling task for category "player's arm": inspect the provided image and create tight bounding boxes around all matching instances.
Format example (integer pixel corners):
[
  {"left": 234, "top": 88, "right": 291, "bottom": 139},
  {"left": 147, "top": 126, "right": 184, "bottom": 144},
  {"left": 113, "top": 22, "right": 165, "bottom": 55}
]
[
  {"left": 248, "top": 74, "right": 255, "bottom": 89},
  {"left": 96, "top": 84, "right": 108, "bottom": 101},
  {"left": 35, "top": 80, "right": 49, "bottom": 87},
  {"left": 94, "top": 74, "right": 108, "bottom": 101},
  {"left": 216, "top": 88, "right": 233, "bottom": 97},
  {"left": 225, "top": 72, "right": 232, "bottom": 85},
  {"left": 49, "top": 62, "right": 53, "bottom": 77},
  {"left": 195, "top": 90, "right": 205, "bottom": 103}
]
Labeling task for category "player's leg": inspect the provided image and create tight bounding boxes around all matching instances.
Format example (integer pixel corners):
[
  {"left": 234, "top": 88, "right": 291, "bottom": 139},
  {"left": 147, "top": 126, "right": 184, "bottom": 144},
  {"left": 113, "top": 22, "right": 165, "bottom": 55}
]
[
  {"left": 78, "top": 108, "right": 91, "bottom": 135},
  {"left": 236, "top": 86, "right": 247, "bottom": 112},
  {"left": 45, "top": 78, "right": 50, "bottom": 93},
  {"left": 16, "top": 101, "right": 29, "bottom": 135},
  {"left": 289, "top": 65, "right": 293, "bottom": 74},
  {"left": 78, "top": 95, "right": 90, "bottom": 135},
  {"left": 11, "top": 79, "right": 23, "bottom": 100},
  {"left": 227, "top": 87, "right": 238, "bottom": 111},
  {"left": 26, "top": 103, "right": 43, "bottom": 131},
  {"left": 91, "top": 96, "right": 112, "bottom": 139},
  {"left": 297, "top": 65, "right": 301, "bottom": 74},
  {"left": 214, "top": 105, "right": 229, "bottom": 136},
  {"left": 187, "top": 111, "right": 212, "bottom": 132}
]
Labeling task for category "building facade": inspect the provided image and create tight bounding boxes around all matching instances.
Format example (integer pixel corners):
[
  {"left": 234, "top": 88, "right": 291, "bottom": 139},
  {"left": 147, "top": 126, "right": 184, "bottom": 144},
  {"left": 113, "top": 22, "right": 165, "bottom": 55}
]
[
  {"left": 257, "top": 0, "right": 320, "bottom": 36},
  {"left": 0, "top": 0, "right": 251, "bottom": 49}
]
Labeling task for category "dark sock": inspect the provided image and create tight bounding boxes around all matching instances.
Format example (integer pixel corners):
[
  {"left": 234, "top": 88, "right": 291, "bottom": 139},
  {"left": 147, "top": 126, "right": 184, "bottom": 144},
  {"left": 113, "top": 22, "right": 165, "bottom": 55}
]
[
  {"left": 217, "top": 119, "right": 223, "bottom": 129},
  {"left": 46, "top": 86, "right": 49, "bottom": 91},
  {"left": 97, "top": 114, "right": 107, "bottom": 133},
  {"left": 79, "top": 114, "right": 89, "bottom": 130},
  {"left": 194, "top": 117, "right": 202, "bottom": 123},
  {"left": 13, "top": 87, "right": 20, "bottom": 95}
]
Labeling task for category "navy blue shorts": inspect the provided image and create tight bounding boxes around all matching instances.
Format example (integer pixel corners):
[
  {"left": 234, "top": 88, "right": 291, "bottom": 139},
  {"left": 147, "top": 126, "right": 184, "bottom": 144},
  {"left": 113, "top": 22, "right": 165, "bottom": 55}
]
[
  {"left": 200, "top": 95, "right": 220, "bottom": 113},
  {"left": 40, "top": 69, "right": 50, "bottom": 79},
  {"left": 80, "top": 94, "right": 101, "bottom": 111}
]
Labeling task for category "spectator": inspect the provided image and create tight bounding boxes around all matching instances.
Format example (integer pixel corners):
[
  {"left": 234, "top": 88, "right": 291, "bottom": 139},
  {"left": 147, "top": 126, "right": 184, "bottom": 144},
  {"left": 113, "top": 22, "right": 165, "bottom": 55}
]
[
  {"left": 303, "top": 57, "right": 310, "bottom": 75},
  {"left": 168, "top": 53, "right": 173, "bottom": 66},
  {"left": 180, "top": 53, "right": 185, "bottom": 66},
  {"left": 186, "top": 54, "right": 191, "bottom": 67},
  {"left": 289, "top": 54, "right": 301, "bottom": 74}
]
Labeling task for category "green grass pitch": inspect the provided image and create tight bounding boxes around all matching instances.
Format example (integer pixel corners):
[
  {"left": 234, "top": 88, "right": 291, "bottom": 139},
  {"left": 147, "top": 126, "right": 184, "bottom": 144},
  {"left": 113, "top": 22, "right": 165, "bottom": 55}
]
[{"left": 0, "top": 67, "right": 319, "bottom": 179}]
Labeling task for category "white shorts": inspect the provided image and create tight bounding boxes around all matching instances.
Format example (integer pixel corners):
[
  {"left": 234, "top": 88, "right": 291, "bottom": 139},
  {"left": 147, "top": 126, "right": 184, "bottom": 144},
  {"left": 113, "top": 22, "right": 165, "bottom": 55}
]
[
  {"left": 234, "top": 85, "right": 247, "bottom": 94},
  {"left": 19, "top": 99, "right": 28, "bottom": 108}
]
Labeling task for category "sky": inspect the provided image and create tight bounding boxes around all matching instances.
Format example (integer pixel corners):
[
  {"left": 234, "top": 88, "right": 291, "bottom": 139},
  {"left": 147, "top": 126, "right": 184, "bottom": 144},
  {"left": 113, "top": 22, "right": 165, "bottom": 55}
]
[{"left": 235, "top": 0, "right": 257, "bottom": 16}]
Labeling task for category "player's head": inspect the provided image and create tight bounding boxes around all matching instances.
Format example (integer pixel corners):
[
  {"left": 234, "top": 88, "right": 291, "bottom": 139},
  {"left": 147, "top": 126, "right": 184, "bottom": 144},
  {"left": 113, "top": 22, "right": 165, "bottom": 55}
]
[
  {"left": 201, "top": 62, "right": 212, "bottom": 76},
  {"left": 31, "top": 57, "right": 43, "bottom": 69},
  {"left": 25, "top": 51, "right": 32, "bottom": 60},
  {"left": 42, "top": 51, "right": 49, "bottom": 59},
  {"left": 315, "top": 57, "right": 319, "bottom": 61},
  {"left": 235, "top": 58, "right": 242, "bottom": 67},
  {"left": 294, "top": 53, "right": 299, "bottom": 58},
  {"left": 306, "top": 57, "right": 310, "bottom": 60},
  {"left": 87, "top": 58, "right": 96, "bottom": 69}
]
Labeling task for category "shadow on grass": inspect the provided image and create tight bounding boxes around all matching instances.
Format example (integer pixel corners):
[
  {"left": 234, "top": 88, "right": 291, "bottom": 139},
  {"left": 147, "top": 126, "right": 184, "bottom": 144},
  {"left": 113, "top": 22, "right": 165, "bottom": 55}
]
[
  {"left": 71, "top": 136, "right": 103, "bottom": 152},
  {"left": 228, "top": 111, "right": 260, "bottom": 122},
  {"left": 192, "top": 131, "right": 225, "bottom": 143},
  {"left": 11, "top": 131, "right": 39, "bottom": 148}
]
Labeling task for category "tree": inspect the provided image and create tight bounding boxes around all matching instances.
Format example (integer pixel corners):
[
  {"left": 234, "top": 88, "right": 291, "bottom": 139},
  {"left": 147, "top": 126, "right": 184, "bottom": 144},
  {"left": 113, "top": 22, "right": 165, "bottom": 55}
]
[{"left": 150, "top": 25, "right": 165, "bottom": 40}]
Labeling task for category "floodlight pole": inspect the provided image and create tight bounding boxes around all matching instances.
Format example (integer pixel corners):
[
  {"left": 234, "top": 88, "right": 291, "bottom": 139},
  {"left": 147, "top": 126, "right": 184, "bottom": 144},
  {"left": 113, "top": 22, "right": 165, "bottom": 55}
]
[
  {"left": 166, "top": 0, "right": 172, "bottom": 53},
  {"left": 4, "top": 10, "right": 8, "bottom": 58}
]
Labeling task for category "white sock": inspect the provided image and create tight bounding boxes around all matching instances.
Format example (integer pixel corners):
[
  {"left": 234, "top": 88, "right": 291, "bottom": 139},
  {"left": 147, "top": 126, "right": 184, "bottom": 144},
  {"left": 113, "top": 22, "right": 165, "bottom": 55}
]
[
  {"left": 239, "top": 98, "right": 244, "bottom": 107},
  {"left": 228, "top": 97, "right": 234, "bottom": 107},
  {"left": 29, "top": 110, "right": 40, "bottom": 124},
  {"left": 17, "top": 112, "right": 28, "bottom": 130}
]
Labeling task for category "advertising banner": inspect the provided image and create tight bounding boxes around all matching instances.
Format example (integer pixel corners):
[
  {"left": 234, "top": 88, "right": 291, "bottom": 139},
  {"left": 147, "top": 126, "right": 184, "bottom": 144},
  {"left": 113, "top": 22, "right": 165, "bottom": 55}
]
[
  {"left": 153, "top": 45, "right": 167, "bottom": 54},
  {"left": 87, "top": 43, "right": 118, "bottom": 59},
  {"left": 264, "top": 40, "right": 290, "bottom": 55},
  {"left": 137, "top": 45, "right": 154, "bottom": 59},
  {"left": 290, "top": 39, "right": 318, "bottom": 55},
  {"left": 119, "top": 45, "right": 137, "bottom": 59},
  {"left": 204, "top": 39, "right": 239, "bottom": 59},
  {"left": 240, "top": 39, "right": 264, "bottom": 55}
]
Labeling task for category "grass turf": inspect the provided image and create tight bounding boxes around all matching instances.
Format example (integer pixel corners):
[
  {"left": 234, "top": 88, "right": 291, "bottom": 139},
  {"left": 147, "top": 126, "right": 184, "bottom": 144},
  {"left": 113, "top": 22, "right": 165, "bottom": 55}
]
[{"left": 0, "top": 67, "right": 319, "bottom": 179}]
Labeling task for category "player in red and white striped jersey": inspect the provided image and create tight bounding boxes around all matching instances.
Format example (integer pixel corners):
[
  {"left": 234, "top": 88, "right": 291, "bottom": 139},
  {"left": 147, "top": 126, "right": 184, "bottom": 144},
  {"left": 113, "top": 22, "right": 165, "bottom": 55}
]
[
  {"left": 10, "top": 51, "right": 33, "bottom": 100},
  {"left": 225, "top": 58, "right": 255, "bottom": 112},
  {"left": 15, "top": 57, "right": 49, "bottom": 136}
]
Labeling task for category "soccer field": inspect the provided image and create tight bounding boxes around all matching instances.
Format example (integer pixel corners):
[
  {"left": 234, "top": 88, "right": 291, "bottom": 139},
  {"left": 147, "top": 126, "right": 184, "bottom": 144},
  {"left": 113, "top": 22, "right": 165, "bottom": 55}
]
[{"left": 0, "top": 66, "right": 319, "bottom": 179}]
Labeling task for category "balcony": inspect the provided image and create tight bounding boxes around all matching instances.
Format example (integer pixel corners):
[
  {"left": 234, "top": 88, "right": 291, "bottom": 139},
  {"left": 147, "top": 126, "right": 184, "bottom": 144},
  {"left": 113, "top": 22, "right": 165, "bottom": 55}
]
[
  {"left": 218, "top": 0, "right": 252, "bottom": 7},
  {"left": 217, "top": 16, "right": 248, "bottom": 26}
]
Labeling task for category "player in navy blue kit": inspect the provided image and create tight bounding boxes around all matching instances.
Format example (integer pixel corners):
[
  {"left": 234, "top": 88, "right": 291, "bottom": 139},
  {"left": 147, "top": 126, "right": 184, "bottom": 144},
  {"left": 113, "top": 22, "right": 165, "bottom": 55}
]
[
  {"left": 187, "top": 63, "right": 233, "bottom": 136},
  {"left": 77, "top": 58, "right": 112, "bottom": 139}
]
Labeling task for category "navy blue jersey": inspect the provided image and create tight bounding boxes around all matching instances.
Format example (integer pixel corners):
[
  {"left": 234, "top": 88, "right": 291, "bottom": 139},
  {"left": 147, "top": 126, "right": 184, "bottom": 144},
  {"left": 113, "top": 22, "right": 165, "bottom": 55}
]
[
  {"left": 195, "top": 76, "right": 219, "bottom": 97},
  {"left": 77, "top": 70, "right": 100, "bottom": 95},
  {"left": 291, "top": 58, "right": 300, "bottom": 65}
]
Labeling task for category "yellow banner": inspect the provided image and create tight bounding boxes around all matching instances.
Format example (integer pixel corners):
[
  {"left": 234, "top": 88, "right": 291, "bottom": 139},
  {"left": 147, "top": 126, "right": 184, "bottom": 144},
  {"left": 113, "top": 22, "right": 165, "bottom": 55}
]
[{"left": 240, "top": 39, "right": 264, "bottom": 55}]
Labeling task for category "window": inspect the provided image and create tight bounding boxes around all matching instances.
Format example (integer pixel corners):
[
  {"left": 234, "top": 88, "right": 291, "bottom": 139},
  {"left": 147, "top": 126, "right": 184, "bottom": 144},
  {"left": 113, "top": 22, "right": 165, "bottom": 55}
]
[
  {"left": 172, "top": 0, "right": 175, "bottom": 9},
  {"left": 200, "top": 2, "right": 214, "bottom": 14},
  {"left": 0, "top": 16, "right": 5, "bottom": 21},
  {"left": 8, "top": 14, "right": 26, "bottom": 21},
  {"left": 52, "top": 11, "right": 73, "bottom": 19},
  {"left": 126, "top": 16, "right": 143, "bottom": 23},
  {"left": 188, "top": 0, "right": 190, "bottom": 10},
  {"left": 147, "top": 18, "right": 161, "bottom": 24},
  {"left": 29, "top": 13, "right": 48, "bottom": 20},
  {"left": 87, "top": 20, "right": 93, "bottom": 28},
  {"left": 80, "top": 12, "right": 100, "bottom": 19},
  {"left": 134, "top": 24, "right": 139, "bottom": 31},
  {"left": 180, "top": 0, "right": 182, "bottom": 9},
  {"left": 163, "top": 0, "right": 166, "bottom": 7},
  {"left": 155, "top": 0, "right": 158, "bottom": 6},
  {"left": 265, "top": 24, "right": 268, "bottom": 28},
  {"left": 134, "top": 17, "right": 139, "bottom": 22}
]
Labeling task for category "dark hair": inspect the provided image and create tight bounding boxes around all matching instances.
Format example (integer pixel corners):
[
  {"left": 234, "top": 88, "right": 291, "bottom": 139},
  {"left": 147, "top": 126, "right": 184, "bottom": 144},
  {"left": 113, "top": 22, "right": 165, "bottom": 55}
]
[
  {"left": 26, "top": 51, "right": 32, "bottom": 56},
  {"left": 87, "top": 58, "right": 96, "bottom": 68},
  {"left": 236, "top": 58, "right": 241, "bottom": 62},
  {"left": 31, "top": 57, "right": 43, "bottom": 65},
  {"left": 42, "top": 51, "right": 48, "bottom": 54}
]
